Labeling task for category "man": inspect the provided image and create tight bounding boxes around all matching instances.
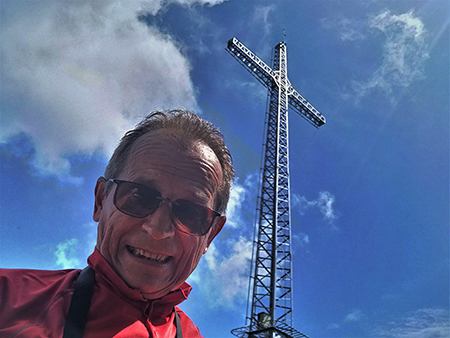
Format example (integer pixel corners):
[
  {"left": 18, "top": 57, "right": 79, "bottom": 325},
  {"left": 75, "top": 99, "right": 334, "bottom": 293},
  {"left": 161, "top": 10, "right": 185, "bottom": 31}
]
[{"left": 0, "top": 110, "right": 235, "bottom": 337}]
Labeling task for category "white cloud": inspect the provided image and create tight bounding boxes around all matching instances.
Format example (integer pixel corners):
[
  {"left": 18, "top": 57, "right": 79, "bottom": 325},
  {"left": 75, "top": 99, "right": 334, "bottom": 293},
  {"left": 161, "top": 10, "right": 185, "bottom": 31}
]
[
  {"left": 0, "top": 0, "right": 225, "bottom": 183},
  {"left": 189, "top": 236, "right": 252, "bottom": 308},
  {"left": 53, "top": 223, "right": 98, "bottom": 269},
  {"left": 293, "top": 232, "right": 309, "bottom": 245},
  {"left": 375, "top": 308, "right": 450, "bottom": 338},
  {"left": 210, "top": 237, "right": 252, "bottom": 300},
  {"left": 292, "top": 191, "right": 338, "bottom": 226},
  {"left": 226, "top": 173, "right": 259, "bottom": 229},
  {"left": 318, "top": 191, "right": 337, "bottom": 222},
  {"left": 344, "top": 309, "right": 364, "bottom": 323},
  {"left": 188, "top": 174, "right": 335, "bottom": 309},
  {"left": 322, "top": 17, "right": 367, "bottom": 42},
  {"left": 81, "top": 222, "right": 99, "bottom": 258},
  {"left": 327, "top": 323, "right": 341, "bottom": 330},
  {"left": 187, "top": 174, "right": 256, "bottom": 308},
  {"left": 54, "top": 238, "right": 81, "bottom": 269},
  {"left": 226, "top": 182, "right": 247, "bottom": 228},
  {"left": 292, "top": 232, "right": 310, "bottom": 254},
  {"left": 353, "top": 10, "right": 429, "bottom": 98},
  {"left": 166, "top": 0, "right": 228, "bottom": 6},
  {"left": 252, "top": 5, "right": 276, "bottom": 35},
  {"left": 189, "top": 176, "right": 336, "bottom": 309},
  {"left": 327, "top": 309, "right": 365, "bottom": 332}
]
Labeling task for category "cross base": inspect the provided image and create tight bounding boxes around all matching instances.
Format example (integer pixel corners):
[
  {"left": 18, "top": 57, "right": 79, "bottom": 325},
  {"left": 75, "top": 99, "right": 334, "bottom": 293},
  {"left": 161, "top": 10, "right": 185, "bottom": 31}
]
[{"left": 231, "top": 323, "right": 309, "bottom": 338}]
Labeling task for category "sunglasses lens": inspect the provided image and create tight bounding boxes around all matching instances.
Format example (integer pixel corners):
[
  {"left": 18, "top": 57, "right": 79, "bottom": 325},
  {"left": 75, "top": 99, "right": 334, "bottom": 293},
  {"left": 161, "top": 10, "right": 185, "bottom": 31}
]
[
  {"left": 115, "top": 181, "right": 161, "bottom": 218},
  {"left": 173, "top": 200, "right": 216, "bottom": 235},
  {"left": 112, "top": 180, "right": 219, "bottom": 235}
]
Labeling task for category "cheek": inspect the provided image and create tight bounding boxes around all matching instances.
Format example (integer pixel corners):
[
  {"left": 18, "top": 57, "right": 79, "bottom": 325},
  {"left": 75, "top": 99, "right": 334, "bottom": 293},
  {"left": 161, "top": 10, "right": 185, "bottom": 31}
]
[
  {"left": 96, "top": 196, "right": 114, "bottom": 246},
  {"left": 180, "top": 237, "right": 208, "bottom": 272},
  {"left": 97, "top": 210, "right": 129, "bottom": 256},
  {"left": 96, "top": 216, "right": 108, "bottom": 250}
]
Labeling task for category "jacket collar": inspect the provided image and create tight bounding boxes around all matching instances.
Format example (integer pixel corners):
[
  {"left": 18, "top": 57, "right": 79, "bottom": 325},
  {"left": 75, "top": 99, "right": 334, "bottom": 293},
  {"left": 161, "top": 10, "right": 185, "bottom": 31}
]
[{"left": 88, "top": 248, "right": 192, "bottom": 322}]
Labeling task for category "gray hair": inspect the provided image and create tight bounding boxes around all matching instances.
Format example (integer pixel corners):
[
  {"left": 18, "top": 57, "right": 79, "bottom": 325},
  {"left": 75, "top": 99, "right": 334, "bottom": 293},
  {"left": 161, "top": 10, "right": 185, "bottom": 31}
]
[{"left": 104, "top": 109, "right": 235, "bottom": 213}]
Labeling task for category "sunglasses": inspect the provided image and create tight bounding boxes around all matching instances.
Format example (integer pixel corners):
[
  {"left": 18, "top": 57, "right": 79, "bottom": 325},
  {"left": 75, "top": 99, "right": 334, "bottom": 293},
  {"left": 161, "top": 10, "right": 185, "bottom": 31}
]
[{"left": 107, "top": 179, "right": 221, "bottom": 236}]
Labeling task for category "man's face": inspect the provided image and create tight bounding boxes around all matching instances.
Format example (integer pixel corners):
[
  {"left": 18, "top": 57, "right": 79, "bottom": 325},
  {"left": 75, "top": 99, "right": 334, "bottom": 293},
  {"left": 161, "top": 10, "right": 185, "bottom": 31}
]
[{"left": 93, "top": 130, "right": 226, "bottom": 299}]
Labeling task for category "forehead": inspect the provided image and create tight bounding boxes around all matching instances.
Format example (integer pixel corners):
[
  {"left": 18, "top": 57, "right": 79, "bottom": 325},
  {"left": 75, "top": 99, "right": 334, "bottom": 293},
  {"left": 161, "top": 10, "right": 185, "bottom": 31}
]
[{"left": 122, "top": 130, "right": 223, "bottom": 190}]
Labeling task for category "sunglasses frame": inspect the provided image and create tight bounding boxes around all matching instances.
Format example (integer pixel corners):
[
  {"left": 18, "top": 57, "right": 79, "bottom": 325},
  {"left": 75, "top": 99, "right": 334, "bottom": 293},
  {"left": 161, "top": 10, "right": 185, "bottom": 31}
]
[{"left": 107, "top": 178, "right": 221, "bottom": 236}]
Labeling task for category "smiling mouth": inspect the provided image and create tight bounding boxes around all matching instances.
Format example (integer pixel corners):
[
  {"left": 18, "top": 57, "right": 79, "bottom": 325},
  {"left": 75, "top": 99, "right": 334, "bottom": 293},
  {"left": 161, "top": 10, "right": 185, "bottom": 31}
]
[{"left": 127, "top": 245, "right": 171, "bottom": 263}]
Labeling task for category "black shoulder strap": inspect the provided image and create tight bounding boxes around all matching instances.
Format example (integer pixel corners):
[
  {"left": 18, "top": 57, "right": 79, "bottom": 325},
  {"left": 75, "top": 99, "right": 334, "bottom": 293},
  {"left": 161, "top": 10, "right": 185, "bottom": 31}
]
[
  {"left": 175, "top": 309, "right": 183, "bottom": 338},
  {"left": 63, "top": 266, "right": 95, "bottom": 338},
  {"left": 62, "top": 266, "right": 183, "bottom": 338}
]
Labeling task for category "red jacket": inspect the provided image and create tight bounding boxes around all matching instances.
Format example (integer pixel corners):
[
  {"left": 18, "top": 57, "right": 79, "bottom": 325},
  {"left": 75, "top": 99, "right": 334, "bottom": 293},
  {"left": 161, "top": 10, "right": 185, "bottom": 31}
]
[{"left": 0, "top": 249, "right": 203, "bottom": 338}]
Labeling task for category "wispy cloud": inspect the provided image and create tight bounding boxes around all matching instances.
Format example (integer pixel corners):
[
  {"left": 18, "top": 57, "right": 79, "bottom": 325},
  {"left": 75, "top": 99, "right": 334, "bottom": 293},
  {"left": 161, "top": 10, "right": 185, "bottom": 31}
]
[
  {"left": 54, "top": 238, "right": 81, "bottom": 269},
  {"left": 327, "top": 309, "right": 365, "bottom": 333},
  {"left": 226, "top": 181, "right": 248, "bottom": 229},
  {"left": 292, "top": 232, "right": 309, "bottom": 245},
  {"left": 190, "top": 174, "right": 337, "bottom": 309},
  {"left": 327, "top": 323, "right": 340, "bottom": 330},
  {"left": 353, "top": 10, "right": 429, "bottom": 98},
  {"left": 167, "top": 0, "right": 229, "bottom": 6},
  {"left": 188, "top": 176, "right": 255, "bottom": 308},
  {"left": 252, "top": 5, "right": 276, "bottom": 36},
  {"left": 226, "top": 173, "right": 259, "bottom": 229},
  {"left": 344, "top": 308, "right": 365, "bottom": 323},
  {"left": 291, "top": 232, "right": 310, "bottom": 254},
  {"left": 0, "top": 0, "right": 225, "bottom": 184},
  {"left": 189, "top": 235, "right": 253, "bottom": 309},
  {"left": 54, "top": 222, "right": 98, "bottom": 269},
  {"left": 321, "top": 17, "right": 367, "bottom": 41},
  {"left": 292, "top": 191, "right": 339, "bottom": 227},
  {"left": 375, "top": 308, "right": 450, "bottom": 338}
]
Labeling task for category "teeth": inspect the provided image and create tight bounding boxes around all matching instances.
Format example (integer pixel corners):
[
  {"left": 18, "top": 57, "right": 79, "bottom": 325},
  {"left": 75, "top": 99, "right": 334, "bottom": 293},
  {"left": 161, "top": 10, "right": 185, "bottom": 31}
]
[{"left": 129, "top": 246, "right": 169, "bottom": 262}]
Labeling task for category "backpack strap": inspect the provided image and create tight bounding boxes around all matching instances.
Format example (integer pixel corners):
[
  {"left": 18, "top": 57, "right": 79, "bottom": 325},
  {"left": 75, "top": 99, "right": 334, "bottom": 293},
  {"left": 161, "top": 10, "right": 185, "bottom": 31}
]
[
  {"left": 62, "top": 266, "right": 183, "bottom": 338},
  {"left": 175, "top": 309, "right": 184, "bottom": 338},
  {"left": 63, "top": 266, "right": 95, "bottom": 338}
]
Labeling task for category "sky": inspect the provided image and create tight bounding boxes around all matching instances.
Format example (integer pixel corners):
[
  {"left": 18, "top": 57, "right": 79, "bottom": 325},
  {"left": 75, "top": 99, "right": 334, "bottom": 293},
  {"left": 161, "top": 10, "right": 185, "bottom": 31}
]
[{"left": 0, "top": 0, "right": 448, "bottom": 337}]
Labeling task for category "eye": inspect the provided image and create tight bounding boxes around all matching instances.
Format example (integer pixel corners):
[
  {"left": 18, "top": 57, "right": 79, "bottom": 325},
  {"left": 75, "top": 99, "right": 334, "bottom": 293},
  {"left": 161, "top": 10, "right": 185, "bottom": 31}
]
[
  {"left": 174, "top": 201, "right": 209, "bottom": 232},
  {"left": 118, "top": 183, "right": 160, "bottom": 212},
  {"left": 139, "top": 187, "right": 161, "bottom": 206},
  {"left": 119, "top": 186, "right": 146, "bottom": 210},
  {"left": 131, "top": 187, "right": 141, "bottom": 198}
]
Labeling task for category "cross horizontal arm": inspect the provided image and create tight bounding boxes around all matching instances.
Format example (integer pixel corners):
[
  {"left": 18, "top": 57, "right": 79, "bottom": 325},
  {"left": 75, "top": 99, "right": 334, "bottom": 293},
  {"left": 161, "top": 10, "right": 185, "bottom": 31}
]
[
  {"left": 226, "top": 37, "right": 275, "bottom": 89},
  {"left": 288, "top": 87, "right": 326, "bottom": 127}
]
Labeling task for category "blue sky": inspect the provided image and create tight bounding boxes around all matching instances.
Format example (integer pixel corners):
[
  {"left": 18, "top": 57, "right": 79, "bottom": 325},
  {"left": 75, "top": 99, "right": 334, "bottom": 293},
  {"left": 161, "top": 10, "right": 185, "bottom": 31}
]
[{"left": 0, "top": 0, "right": 448, "bottom": 337}]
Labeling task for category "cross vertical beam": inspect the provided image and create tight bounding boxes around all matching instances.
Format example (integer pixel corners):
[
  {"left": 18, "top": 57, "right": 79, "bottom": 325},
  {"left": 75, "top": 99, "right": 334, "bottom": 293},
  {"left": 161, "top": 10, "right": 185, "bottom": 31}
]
[{"left": 227, "top": 37, "right": 326, "bottom": 338}]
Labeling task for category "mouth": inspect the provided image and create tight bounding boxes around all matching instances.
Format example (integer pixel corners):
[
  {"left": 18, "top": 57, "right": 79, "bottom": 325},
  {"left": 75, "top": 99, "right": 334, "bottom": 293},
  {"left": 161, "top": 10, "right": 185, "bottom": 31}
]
[{"left": 126, "top": 245, "right": 171, "bottom": 263}]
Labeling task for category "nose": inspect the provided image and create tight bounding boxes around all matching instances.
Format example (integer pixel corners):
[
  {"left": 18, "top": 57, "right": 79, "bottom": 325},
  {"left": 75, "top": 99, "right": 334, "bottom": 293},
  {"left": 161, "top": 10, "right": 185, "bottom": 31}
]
[{"left": 141, "top": 201, "right": 176, "bottom": 239}]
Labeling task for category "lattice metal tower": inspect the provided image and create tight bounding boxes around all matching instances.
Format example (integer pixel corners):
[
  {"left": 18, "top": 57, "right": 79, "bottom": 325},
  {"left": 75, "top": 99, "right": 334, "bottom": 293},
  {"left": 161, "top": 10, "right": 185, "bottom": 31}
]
[{"left": 226, "top": 37, "right": 326, "bottom": 338}]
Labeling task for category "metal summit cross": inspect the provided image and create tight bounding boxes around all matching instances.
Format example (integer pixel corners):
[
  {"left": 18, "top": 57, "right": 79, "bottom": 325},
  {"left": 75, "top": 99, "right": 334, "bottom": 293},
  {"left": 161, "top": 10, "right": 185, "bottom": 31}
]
[{"left": 226, "top": 37, "right": 326, "bottom": 338}]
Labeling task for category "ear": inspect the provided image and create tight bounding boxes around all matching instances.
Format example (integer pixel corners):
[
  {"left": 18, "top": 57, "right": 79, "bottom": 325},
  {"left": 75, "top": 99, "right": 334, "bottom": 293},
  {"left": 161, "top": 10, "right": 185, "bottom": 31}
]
[
  {"left": 93, "top": 177, "right": 107, "bottom": 222},
  {"left": 203, "top": 215, "right": 226, "bottom": 254}
]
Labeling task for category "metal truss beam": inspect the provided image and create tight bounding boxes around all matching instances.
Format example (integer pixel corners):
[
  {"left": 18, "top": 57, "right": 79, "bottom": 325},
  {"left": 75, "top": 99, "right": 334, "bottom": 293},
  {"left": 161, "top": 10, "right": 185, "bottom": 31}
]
[{"left": 227, "top": 37, "right": 326, "bottom": 338}]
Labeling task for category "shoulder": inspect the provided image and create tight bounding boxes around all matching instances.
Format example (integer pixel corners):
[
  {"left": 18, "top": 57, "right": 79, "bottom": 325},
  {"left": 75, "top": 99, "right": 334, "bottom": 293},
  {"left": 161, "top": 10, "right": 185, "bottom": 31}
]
[
  {"left": 0, "top": 268, "right": 79, "bottom": 287},
  {"left": 0, "top": 268, "right": 81, "bottom": 337},
  {"left": 0, "top": 268, "right": 80, "bottom": 306},
  {"left": 176, "top": 307, "right": 204, "bottom": 338}
]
